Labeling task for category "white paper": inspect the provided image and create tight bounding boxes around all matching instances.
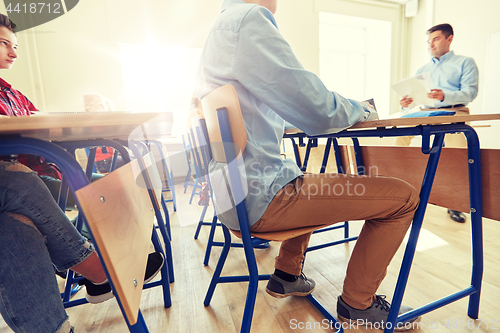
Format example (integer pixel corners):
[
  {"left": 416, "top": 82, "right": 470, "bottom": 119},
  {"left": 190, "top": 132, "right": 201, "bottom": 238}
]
[{"left": 391, "top": 72, "right": 435, "bottom": 107}]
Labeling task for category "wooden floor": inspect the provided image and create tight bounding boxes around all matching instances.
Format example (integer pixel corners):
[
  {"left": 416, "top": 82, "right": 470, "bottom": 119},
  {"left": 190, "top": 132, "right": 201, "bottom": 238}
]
[{"left": 2, "top": 183, "right": 499, "bottom": 333}]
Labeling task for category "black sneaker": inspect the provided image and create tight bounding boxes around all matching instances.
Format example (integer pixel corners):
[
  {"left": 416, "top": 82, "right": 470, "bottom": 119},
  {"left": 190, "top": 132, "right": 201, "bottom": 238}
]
[
  {"left": 80, "top": 252, "right": 165, "bottom": 304},
  {"left": 448, "top": 209, "right": 466, "bottom": 223},
  {"left": 79, "top": 278, "right": 113, "bottom": 304},
  {"left": 337, "top": 295, "right": 421, "bottom": 332},
  {"left": 144, "top": 252, "right": 164, "bottom": 283},
  {"left": 55, "top": 269, "right": 68, "bottom": 279},
  {"left": 266, "top": 273, "right": 315, "bottom": 298}
]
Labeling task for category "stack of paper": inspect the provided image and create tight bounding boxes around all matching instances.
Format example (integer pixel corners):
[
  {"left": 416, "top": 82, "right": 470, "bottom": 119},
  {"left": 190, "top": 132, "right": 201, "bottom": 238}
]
[{"left": 391, "top": 72, "right": 435, "bottom": 107}]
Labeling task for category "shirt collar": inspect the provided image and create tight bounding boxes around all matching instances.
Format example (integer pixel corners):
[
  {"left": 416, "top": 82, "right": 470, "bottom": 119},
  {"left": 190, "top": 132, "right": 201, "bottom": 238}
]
[
  {"left": 0, "top": 77, "right": 12, "bottom": 89},
  {"left": 432, "top": 50, "right": 454, "bottom": 63},
  {"left": 221, "top": 0, "right": 245, "bottom": 12}
]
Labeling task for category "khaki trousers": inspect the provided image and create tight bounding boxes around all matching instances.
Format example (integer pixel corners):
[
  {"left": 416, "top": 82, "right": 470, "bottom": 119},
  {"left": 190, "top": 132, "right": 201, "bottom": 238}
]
[
  {"left": 250, "top": 173, "right": 419, "bottom": 309},
  {"left": 395, "top": 106, "right": 470, "bottom": 147}
]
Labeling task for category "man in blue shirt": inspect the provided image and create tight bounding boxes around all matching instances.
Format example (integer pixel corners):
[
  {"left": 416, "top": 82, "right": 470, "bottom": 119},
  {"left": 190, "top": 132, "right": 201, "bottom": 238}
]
[
  {"left": 195, "top": 0, "right": 421, "bottom": 328},
  {"left": 398, "top": 23, "right": 478, "bottom": 223}
]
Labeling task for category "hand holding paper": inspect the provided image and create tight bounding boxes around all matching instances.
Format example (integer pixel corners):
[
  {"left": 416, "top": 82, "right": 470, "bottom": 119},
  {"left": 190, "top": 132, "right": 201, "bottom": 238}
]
[
  {"left": 400, "top": 95, "right": 413, "bottom": 108},
  {"left": 428, "top": 89, "right": 445, "bottom": 102},
  {"left": 391, "top": 72, "right": 435, "bottom": 107}
]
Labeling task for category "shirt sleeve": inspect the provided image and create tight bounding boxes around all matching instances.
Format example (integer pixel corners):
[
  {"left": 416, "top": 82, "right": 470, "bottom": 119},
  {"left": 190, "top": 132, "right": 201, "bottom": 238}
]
[
  {"left": 232, "top": 7, "right": 377, "bottom": 136},
  {"left": 0, "top": 103, "right": 10, "bottom": 116},
  {"left": 442, "top": 58, "right": 479, "bottom": 105},
  {"left": 20, "top": 93, "right": 38, "bottom": 114}
]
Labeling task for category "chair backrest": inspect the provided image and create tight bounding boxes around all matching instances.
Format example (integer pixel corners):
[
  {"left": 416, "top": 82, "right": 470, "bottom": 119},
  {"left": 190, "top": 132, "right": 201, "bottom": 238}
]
[
  {"left": 181, "top": 134, "right": 192, "bottom": 165},
  {"left": 191, "top": 115, "right": 218, "bottom": 206},
  {"left": 200, "top": 85, "right": 250, "bottom": 232},
  {"left": 200, "top": 85, "right": 324, "bottom": 240},
  {"left": 186, "top": 108, "right": 206, "bottom": 173},
  {"left": 201, "top": 85, "right": 247, "bottom": 163},
  {"left": 75, "top": 158, "right": 154, "bottom": 325},
  {"left": 148, "top": 141, "right": 174, "bottom": 184},
  {"left": 190, "top": 115, "right": 208, "bottom": 169}
]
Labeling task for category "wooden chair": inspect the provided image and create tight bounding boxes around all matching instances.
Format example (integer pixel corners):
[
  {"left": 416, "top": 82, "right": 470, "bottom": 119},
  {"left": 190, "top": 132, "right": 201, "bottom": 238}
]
[
  {"left": 188, "top": 114, "right": 220, "bottom": 265},
  {"left": 76, "top": 158, "right": 160, "bottom": 329},
  {"left": 189, "top": 111, "right": 270, "bottom": 266},
  {"left": 181, "top": 134, "right": 196, "bottom": 194},
  {"left": 200, "top": 84, "right": 343, "bottom": 333},
  {"left": 125, "top": 140, "right": 175, "bottom": 285},
  {"left": 148, "top": 140, "right": 177, "bottom": 212},
  {"left": 187, "top": 109, "right": 218, "bottom": 259},
  {"left": 110, "top": 138, "right": 175, "bottom": 286},
  {"left": 55, "top": 139, "right": 132, "bottom": 304},
  {"left": 186, "top": 109, "right": 204, "bottom": 205}
]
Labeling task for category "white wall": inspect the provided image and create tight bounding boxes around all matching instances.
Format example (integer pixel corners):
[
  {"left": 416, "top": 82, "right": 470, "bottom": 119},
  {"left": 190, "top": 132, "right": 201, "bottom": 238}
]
[{"left": 1, "top": 0, "right": 221, "bottom": 112}]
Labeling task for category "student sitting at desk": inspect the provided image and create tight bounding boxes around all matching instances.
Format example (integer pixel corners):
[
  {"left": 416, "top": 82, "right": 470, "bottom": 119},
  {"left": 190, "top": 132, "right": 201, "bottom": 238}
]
[
  {"left": 0, "top": 13, "right": 64, "bottom": 201},
  {"left": 195, "top": 0, "right": 422, "bottom": 329},
  {"left": 0, "top": 14, "right": 163, "bottom": 333},
  {"left": 195, "top": 0, "right": 426, "bottom": 325}
]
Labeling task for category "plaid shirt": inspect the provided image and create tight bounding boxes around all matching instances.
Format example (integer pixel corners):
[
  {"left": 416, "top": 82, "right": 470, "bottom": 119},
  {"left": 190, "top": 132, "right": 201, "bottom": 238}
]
[
  {"left": 0, "top": 78, "right": 37, "bottom": 116},
  {"left": 0, "top": 77, "right": 62, "bottom": 179}
]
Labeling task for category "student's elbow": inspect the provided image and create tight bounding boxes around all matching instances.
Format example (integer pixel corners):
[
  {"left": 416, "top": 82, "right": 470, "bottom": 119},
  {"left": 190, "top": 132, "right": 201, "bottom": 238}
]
[
  {"left": 301, "top": 116, "right": 355, "bottom": 136},
  {"left": 467, "top": 84, "right": 479, "bottom": 102}
]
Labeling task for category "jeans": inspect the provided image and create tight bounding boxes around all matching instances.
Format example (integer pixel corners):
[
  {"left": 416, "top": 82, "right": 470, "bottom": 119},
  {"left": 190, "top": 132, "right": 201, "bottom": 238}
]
[
  {"left": 0, "top": 162, "right": 94, "bottom": 333},
  {"left": 40, "top": 173, "right": 104, "bottom": 240}
]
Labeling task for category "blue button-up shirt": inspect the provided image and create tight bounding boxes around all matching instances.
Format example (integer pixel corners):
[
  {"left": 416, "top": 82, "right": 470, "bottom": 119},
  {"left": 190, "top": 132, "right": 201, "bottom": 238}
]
[
  {"left": 194, "top": 0, "right": 377, "bottom": 228},
  {"left": 415, "top": 51, "right": 478, "bottom": 108}
]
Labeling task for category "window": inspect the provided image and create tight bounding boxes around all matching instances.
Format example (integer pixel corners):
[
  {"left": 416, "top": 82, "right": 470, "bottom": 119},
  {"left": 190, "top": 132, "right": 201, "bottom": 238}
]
[
  {"left": 119, "top": 44, "right": 202, "bottom": 136},
  {"left": 319, "top": 12, "right": 392, "bottom": 118}
]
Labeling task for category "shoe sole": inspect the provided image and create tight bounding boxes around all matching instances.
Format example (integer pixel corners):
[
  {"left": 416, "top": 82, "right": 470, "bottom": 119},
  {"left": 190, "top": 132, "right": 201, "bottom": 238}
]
[
  {"left": 144, "top": 253, "right": 165, "bottom": 284},
  {"left": 265, "top": 285, "right": 315, "bottom": 299},
  {"left": 85, "top": 269, "right": 161, "bottom": 304},
  {"left": 337, "top": 314, "right": 422, "bottom": 332},
  {"left": 85, "top": 290, "right": 114, "bottom": 304},
  {"left": 85, "top": 253, "right": 164, "bottom": 304}
]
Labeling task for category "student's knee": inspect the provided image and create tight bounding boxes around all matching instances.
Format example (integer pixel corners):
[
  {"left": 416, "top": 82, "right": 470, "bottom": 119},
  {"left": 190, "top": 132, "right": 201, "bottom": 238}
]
[
  {"left": 6, "top": 212, "right": 41, "bottom": 233},
  {"left": 384, "top": 176, "right": 420, "bottom": 214},
  {"left": 4, "top": 162, "right": 34, "bottom": 173},
  {"left": 402, "top": 180, "right": 420, "bottom": 213},
  {"left": 55, "top": 319, "right": 72, "bottom": 333}
]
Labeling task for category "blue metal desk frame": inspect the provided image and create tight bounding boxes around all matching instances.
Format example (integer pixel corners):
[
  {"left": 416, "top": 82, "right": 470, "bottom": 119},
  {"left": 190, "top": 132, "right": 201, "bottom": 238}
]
[
  {"left": 284, "top": 122, "right": 483, "bottom": 333},
  {"left": 0, "top": 135, "right": 169, "bottom": 333}
]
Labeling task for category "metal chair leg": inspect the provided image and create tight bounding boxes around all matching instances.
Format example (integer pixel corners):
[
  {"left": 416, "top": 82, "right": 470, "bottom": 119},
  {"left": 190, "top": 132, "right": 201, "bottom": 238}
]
[
  {"left": 204, "top": 224, "right": 232, "bottom": 305},
  {"left": 203, "top": 213, "right": 219, "bottom": 266}
]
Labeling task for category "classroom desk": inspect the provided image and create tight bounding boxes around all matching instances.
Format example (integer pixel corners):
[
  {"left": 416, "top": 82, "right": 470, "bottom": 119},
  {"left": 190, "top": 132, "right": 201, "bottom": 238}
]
[
  {"left": 284, "top": 113, "right": 500, "bottom": 333},
  {"left": 0, "top": 112, "right": 173, "bottom": 333},
  {"left": 0, "top": 111, "right": 171, "bottom": 141}
]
